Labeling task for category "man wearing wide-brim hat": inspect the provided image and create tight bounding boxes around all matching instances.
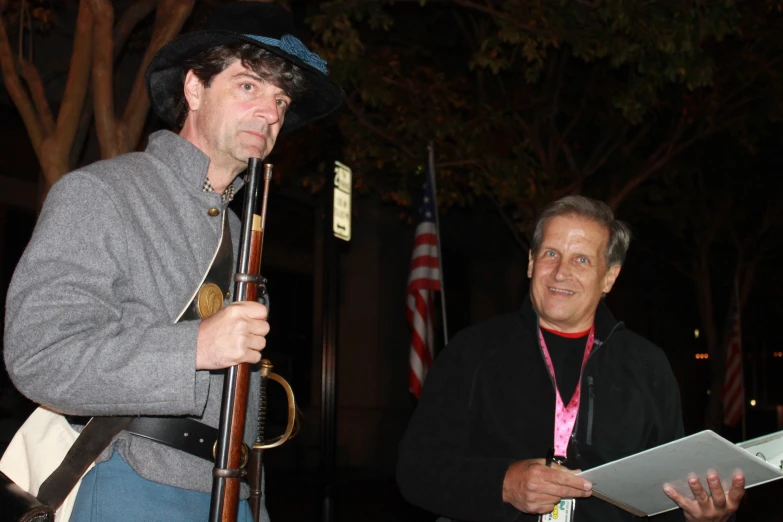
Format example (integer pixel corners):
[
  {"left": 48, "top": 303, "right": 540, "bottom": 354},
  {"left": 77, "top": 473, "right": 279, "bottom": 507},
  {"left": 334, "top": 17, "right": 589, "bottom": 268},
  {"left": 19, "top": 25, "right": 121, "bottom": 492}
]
[{"left": 2, "top": 2, "right": 343, "bottom": 520}]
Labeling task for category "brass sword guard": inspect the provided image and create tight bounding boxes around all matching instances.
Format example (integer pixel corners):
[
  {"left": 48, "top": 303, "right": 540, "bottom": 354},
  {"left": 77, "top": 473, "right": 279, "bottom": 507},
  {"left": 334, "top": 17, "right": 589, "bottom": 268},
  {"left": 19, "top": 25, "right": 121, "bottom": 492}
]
[{"left": 254, "top": 359, "right": 299, "bottom": 450}]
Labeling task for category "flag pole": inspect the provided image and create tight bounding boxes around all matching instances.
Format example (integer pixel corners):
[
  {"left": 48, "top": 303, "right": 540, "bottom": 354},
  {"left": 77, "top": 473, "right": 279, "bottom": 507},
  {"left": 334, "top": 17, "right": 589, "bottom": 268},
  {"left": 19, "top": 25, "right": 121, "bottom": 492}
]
[
  {"left": 737, "top": 276, "right": 747, "bottom": 442},
  {"left": 428, "top": 141, "right": 448, "bottom": 345}
]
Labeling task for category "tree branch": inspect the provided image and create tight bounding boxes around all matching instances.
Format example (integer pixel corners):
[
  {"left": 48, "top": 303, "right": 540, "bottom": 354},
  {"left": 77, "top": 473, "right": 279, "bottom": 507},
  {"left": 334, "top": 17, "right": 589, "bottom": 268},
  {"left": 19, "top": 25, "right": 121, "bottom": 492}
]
[
  {"left": 582, "top": 127, "right": 627, "bottom": 178},
  {"left": 0, "top": 16, "right": 44, "bottom": 156},
  {"left": 19, "top": 58, "right": 54, "bottom": 134},
  {"left": 435, "top": 159, "right": 484, "bottom": 169},
  {"left": 121, "top": 0, "right": 195, "bottom": 151},
  {"left": 620, "top": 122, "right": 651, "bottom": 157},
  {"left": 113, "top": 0, "right": 159, "bottom": 58},
  {"left": 553, "top": 178, "right": 583, "bottom": 199},
  {"left": 638, "top": 240, "right": 692, "bottom": 281},
  {"left": 451, "top": 0, "right": 558, "bottom": 38},
  {"left": 69, "top": 93, "right": 94, "bottom": 167},
  {"left": 54, "top": 0, "right": 93, "bottom": 158},
  {"left": 89, "top": 0, "right": 119, "bottom": 158},
  {"left": 485, "top": 191, "right": 530, "bottom": 254},
  {"left": 514, "top": 113, "right": 547, "bottom": 169},
  {"left": 547, "top": 51, "right": 568, "bottom": 169},
  {"left": 343, "top": 91, "right": 418, "bottom": 161},
  {"left": 738, "top": 259, "right": 756, "bottom": 309},
  {"left": 608, "top": 117, "right": 702, "bottom": 210},
  {"left": 561, "top": 66, "right": 596, "bottom": 141}
]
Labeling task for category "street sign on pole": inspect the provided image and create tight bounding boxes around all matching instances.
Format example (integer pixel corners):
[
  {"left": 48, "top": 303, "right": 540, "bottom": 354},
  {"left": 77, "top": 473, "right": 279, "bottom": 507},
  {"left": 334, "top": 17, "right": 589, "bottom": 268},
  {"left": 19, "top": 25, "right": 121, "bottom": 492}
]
[
  {"left": 332, "top": 161, "right": 351, "bottom": 241},
  {"left": 321, "top": 161, "right": 349, "bottom": 522}
]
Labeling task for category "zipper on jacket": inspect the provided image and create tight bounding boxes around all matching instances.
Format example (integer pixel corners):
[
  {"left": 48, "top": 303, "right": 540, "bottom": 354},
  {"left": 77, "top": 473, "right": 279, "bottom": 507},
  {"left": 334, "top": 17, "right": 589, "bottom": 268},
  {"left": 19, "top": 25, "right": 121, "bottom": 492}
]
[
  {"left": 588, "top": 321, "right": 623, "bottom": 361},
  {"left": 586, "top": 375, "right": 596, "bottom": 446},
  {"left": 537, "top": 319, "right": 622, "bottom": 460},
  {"left": 570, "top": 429, "right": 582, "bottom": 461},
  {"left": 568, "top": 321, "right": 622, "bottom": 460}
]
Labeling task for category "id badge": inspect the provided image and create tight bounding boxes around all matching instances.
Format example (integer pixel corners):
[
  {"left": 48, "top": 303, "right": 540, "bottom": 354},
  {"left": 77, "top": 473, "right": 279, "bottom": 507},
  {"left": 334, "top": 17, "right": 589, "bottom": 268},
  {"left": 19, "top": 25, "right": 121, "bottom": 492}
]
[{"left": 539, "top": 499, "right": 575, "bottom": 521}]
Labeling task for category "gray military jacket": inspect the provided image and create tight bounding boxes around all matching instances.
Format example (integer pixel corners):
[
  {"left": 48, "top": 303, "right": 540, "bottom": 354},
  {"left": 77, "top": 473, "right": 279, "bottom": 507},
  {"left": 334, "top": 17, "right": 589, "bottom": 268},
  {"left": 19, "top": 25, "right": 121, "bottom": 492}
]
[{"left": 4, "top": 130, "right": 264, "bottom": 513}]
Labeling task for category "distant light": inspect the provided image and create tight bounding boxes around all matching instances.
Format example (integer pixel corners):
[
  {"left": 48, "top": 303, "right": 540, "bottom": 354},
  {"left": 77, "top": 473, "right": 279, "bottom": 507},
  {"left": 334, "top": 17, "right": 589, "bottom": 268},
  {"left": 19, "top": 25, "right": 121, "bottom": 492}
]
[
  {"left": 751, "top": 399, "right": 757, "bottom": 407},
  {"left": 694, "top": 329, "right": 700, "bottom": 339},
  {"left": 707, "top": 390, "right": 711, "bottom": 395},
  {"left": 695, "top": 353, "right": 709, "bottom": 360}
]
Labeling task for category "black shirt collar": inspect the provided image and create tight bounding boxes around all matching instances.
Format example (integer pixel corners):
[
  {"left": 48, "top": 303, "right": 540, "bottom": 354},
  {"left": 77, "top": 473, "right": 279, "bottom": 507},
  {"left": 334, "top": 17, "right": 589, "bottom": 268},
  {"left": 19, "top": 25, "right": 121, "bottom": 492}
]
[{"left": 520, "top": 294, "right": 623, "bottom": 342}]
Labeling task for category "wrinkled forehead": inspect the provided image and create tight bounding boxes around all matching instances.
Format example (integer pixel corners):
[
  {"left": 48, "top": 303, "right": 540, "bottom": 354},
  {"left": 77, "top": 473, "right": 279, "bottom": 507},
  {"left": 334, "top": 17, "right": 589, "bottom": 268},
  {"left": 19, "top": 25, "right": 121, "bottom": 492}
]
[{"left": 542, "top": 215, "right": 610, "bottom": 252}]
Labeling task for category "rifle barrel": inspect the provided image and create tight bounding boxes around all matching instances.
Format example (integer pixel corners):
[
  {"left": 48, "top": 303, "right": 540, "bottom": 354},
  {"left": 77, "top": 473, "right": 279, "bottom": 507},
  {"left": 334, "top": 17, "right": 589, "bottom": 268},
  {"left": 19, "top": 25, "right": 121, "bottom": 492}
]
[{"left": 209, "top": 159, "right": 273, "bottom": 521}]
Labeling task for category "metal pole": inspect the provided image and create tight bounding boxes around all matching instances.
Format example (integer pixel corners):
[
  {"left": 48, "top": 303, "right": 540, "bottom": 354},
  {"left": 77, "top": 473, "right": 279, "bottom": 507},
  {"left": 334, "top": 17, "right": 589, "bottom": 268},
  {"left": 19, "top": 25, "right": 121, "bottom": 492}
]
[
  {"left": 320, "top": 183, "right": 338, "bottom": 522},
  {"left": 736, "top": 277, "right": 747, "bottom": 441},
  {"left": 763, "top": 340, "right": 769, "bottom": 410},
  {"left": 427, "top": 142, "right": 448, "bottom": 345}
]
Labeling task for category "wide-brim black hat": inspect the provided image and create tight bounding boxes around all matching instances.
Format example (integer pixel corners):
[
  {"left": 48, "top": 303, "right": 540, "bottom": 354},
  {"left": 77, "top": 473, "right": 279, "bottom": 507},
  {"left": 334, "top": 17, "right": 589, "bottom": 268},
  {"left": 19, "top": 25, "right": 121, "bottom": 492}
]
[{"left": 146, "top": 2, "right": 344, "bottom": 134}]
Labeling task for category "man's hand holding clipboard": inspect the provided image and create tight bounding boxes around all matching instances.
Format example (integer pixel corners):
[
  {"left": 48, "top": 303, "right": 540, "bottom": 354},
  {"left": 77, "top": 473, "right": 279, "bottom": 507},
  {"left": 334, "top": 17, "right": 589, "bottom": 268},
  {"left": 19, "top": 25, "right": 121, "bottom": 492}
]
[
  {"left": 664, "top": 470, "right": 745, "bottom": 522},
  {"left": 501, "top": 449, "right": 592, "bottom": 521}
]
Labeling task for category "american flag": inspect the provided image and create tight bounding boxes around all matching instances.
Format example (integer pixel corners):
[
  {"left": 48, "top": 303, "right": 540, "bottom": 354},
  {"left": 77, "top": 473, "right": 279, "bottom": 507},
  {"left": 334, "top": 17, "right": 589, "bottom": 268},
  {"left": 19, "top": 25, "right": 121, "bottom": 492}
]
[
  {"left": 406, "top": 169, "right": 442, "bottom": 399},
  {"left": 721, "top": 292, "right": 744, "bottom": 427}
]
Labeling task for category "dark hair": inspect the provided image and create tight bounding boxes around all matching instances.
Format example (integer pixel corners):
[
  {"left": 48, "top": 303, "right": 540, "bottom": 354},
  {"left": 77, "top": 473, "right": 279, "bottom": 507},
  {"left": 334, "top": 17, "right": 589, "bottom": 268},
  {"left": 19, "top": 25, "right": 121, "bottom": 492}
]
[
  {"left": 530, "top": 195, "right": 631, "bottom": 267},
  {"left": 174, "top": 43, "right": 308, "bottom": 127}
]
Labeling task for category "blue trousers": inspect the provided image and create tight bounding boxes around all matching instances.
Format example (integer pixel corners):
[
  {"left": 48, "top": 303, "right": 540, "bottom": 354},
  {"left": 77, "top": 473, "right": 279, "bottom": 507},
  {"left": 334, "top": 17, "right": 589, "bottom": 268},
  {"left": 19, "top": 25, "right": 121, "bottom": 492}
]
[{"left": 71, "top": 449, "right": 253, "bottom": 521}]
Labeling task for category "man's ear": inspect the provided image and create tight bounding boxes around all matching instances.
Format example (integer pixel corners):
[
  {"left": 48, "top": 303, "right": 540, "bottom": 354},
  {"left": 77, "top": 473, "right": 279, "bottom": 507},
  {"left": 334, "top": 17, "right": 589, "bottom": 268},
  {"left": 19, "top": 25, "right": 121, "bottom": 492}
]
[
  {"left": 602, "top": 264, "right": 622, "bottom": 294},
  {"left": 183, "top": 70, "right": 203, "bottom": 112},
  {"left": 527, "top": 250, "right": 534, "bottom": 278}
]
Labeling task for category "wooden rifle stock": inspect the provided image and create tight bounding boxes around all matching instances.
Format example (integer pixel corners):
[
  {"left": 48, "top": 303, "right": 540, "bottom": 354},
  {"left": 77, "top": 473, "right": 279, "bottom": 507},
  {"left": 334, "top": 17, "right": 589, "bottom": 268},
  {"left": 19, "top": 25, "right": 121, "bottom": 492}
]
[{"left": 209, "top": 159, "right": 272, "bottom": 522}]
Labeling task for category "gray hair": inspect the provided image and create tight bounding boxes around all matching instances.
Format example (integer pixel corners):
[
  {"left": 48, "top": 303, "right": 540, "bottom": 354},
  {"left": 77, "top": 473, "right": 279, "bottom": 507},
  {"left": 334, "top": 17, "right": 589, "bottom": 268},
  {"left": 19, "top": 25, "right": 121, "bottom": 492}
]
[{"left": 530, "top": 195, "right": 631, "bottom": 267}]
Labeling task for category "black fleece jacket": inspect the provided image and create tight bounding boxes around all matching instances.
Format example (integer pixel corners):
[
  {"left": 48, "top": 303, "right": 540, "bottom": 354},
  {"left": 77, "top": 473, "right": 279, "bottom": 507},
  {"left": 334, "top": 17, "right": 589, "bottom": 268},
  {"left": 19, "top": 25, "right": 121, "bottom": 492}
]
[{"left": 397, "top": 296, "right": 686, "bottom": 522}]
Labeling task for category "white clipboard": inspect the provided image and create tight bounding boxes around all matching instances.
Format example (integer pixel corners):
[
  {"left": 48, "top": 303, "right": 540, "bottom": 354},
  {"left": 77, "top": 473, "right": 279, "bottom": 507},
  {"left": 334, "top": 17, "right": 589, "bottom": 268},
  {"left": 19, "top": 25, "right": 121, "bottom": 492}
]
[
  {"left": 575, "top": 430, "right": 783, "bottom": 517},
  {"left": 737, "top": 429, "right": 783, "bottom": 469}
]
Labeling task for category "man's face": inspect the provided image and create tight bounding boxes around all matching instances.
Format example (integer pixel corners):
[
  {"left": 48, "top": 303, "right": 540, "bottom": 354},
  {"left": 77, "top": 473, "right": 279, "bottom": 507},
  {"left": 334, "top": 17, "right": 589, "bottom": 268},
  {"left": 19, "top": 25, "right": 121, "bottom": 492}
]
[
  {"left": 182, "top": 59, "right": 291, "bottom": 173},
  {"left": 527, "top": 215, "right": 621, "bottom": 333}
]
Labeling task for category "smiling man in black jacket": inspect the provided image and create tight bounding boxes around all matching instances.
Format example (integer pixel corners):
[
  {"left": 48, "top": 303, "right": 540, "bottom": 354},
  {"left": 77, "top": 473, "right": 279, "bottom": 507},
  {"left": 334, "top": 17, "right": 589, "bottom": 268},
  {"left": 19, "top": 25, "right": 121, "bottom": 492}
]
[{"left": 397, "top": 196, "right": 745, "bottom": 522}]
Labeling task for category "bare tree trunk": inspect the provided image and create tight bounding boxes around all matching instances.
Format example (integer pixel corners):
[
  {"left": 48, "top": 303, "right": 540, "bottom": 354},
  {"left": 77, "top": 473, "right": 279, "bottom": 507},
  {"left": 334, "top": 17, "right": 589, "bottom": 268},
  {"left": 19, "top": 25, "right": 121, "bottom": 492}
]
[
  {"left": 89, "top": 0, "right": 194, "bottom": 159},
  {"left": 39, "top": 0, "right": 94, "bottom": 192},
  {"left": 1, "top": 0, "right": 195, "bottom": 206},
  {"left": 90, "top": 0, "right": 121, "bottom": 158},
  {"left": 120, "top": 0, "right": 194, "bottom": 153},
  {"left": 0, "top": 12, "right": 46, "bottom": 158},
  {"left": 0, "top": 0, "right": 93, "bottom": 202}
]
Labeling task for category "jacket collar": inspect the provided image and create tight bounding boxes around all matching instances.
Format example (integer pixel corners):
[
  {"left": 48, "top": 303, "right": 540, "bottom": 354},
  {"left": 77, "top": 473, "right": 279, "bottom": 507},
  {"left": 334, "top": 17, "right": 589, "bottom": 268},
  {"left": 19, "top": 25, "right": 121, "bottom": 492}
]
[
  {"left": 519, "top": 294, "right": 624, "bottom": 342},
  {"left": 145, "top": 130, "right": 246, "bottom": 197}
]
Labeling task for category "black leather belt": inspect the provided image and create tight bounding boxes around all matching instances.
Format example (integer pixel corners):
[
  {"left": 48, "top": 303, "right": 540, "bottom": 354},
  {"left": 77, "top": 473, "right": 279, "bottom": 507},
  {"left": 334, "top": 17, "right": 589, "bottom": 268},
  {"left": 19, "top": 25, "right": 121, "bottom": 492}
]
[{"left": 66, "top": 416, "right": 219, "bottom": 463}]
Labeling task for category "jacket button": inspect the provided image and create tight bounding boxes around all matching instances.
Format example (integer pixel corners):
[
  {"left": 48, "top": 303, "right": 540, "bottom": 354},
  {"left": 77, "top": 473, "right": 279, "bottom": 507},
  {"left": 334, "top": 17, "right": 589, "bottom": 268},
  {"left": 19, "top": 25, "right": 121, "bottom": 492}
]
[{"left": 207, "top": 208, "right": 220, "bottom": 217}]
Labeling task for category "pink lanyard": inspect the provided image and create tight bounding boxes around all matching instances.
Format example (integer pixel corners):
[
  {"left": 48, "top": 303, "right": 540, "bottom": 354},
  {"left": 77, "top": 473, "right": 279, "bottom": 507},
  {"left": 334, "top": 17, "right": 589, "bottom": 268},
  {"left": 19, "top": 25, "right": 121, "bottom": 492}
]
[{"left": 537, "top": 326, "right": 595, "bottom": 457}]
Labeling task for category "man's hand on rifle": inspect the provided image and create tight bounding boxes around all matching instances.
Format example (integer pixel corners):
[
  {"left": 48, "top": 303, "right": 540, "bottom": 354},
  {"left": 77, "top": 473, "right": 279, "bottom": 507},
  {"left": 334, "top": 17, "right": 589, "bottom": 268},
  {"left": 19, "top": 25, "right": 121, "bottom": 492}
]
[{"left": 196, "top": 301, "right": 270, "bottom": 370}]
